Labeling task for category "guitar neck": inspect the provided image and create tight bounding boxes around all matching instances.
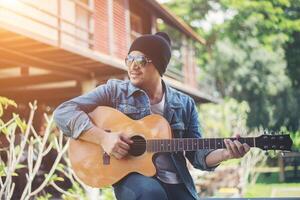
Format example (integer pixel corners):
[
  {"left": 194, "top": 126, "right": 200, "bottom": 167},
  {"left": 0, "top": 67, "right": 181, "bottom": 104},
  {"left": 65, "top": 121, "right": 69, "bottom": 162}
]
[
  {"left": 145, "top": 134, "right": 292, "bottom": 152},
  {"left": 146, "top": 137, "right": 256, "bottom": 152}
]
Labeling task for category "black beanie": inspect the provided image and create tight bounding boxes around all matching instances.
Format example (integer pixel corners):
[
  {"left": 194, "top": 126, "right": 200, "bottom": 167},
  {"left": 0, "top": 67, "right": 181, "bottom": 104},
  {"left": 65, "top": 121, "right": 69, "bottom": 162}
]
[{"left": 128, "top": 32, "right": 171, "bottom": 76}]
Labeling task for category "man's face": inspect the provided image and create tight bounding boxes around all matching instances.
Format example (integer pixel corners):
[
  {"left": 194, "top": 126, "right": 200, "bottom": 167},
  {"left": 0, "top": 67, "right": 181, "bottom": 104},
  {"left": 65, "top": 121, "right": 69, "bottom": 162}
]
[{"left": 126, "top": 51, "right": 159, "bottom": 87}]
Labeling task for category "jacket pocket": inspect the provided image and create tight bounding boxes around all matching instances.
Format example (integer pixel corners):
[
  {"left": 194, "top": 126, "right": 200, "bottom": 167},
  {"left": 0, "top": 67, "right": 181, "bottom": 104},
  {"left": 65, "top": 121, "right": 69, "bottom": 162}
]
[
  {"left": 170, "top": 122, "right": 185, "bottom": 138},
  {"left": 116, "top": 103, "right": 141, "bottom": 120}
]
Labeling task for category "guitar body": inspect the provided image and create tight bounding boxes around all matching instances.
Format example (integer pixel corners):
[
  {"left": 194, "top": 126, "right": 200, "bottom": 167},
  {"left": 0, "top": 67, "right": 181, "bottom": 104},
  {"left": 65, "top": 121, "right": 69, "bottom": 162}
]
[
  {"left": 67, "top": 107, "right": 294, "bottom": 188},
  {"left": 68, "top": 106, "right": 172, "bottom": 188}
]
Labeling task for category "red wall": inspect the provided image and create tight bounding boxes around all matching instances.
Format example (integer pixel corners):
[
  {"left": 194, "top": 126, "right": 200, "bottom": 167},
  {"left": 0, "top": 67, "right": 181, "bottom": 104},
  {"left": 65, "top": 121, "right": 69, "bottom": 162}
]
[
  {"left": 94, "top": 0, "right": 109, "bottom": 54},
  {"left": 94, "top": 0, "right": 128, "bottom": 59},
  {"left": 113, "top": 0, "right": 128, "bottom": 59}
]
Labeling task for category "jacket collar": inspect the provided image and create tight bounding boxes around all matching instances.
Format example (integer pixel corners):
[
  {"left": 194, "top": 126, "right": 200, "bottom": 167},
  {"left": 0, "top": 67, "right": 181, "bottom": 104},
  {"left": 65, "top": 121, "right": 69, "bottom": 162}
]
[
  {"left": 127, "top": 80, "right": 142, "bottom": 97},
  {"left": 127, "top": 79, "right": 182, "bottom": 109},
  {"left": 163, "top": 80, "right": 182, "bottom": 109}
]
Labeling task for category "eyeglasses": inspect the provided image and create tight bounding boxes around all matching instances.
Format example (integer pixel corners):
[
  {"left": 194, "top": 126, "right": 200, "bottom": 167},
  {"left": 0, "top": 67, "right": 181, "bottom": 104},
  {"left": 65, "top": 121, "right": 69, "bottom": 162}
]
[{"left": 125, "top": 55, "right": 152, "bottom": 68}]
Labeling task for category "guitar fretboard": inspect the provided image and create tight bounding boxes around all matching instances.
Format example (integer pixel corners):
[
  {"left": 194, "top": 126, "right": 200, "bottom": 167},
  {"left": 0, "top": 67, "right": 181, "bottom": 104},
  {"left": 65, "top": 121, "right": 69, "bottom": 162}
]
[{"left": 146, "top": 137, "right": 256, "bottom": 152}]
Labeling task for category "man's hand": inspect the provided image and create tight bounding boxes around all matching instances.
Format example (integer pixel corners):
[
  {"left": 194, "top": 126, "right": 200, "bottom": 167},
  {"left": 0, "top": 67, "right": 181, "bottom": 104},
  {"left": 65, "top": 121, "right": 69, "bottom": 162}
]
[
  {"left": 101, "top": 131, "right": 133, "bottom": 160},
  {"left": 223, "top": 134, "right": 251, "bottom": 161}
]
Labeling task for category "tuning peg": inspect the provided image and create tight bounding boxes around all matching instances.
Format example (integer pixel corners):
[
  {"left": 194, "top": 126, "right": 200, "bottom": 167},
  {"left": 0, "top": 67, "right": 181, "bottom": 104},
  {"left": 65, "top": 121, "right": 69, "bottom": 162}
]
[
  {"left": 265, "top": 150, "right": 269, "bottom": 156},
  {"left": 264, "top": 129, "right": 271, "bottom": 135},
  {"left": 279, "top": 130, "right": 284, "bottom": 135}
]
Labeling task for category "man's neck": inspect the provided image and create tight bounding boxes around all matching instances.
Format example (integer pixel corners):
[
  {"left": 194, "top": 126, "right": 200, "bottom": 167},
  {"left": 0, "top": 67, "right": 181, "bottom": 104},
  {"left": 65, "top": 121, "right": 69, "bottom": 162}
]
[{"left": 141, "top": 79, "right": 164, "bottom": 105}]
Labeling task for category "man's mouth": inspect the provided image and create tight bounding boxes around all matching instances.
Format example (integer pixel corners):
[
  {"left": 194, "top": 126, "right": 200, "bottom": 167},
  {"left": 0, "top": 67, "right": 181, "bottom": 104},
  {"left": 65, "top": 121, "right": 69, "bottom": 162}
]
[{"left": 130, "top": 72, "right": 142, "bottom": 76}]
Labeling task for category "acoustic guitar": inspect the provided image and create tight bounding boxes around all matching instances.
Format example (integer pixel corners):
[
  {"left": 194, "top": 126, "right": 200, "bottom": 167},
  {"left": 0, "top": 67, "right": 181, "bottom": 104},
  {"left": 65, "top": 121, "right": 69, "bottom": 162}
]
[{"left": 68, "top": 106, "right": 293, "bottom": 188}]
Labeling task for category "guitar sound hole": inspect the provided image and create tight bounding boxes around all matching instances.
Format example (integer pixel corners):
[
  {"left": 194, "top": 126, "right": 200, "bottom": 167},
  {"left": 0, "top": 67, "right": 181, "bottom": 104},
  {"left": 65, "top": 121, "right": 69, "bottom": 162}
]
[{"left": 129, "top": 135, "right": 146, "bottom": 157}]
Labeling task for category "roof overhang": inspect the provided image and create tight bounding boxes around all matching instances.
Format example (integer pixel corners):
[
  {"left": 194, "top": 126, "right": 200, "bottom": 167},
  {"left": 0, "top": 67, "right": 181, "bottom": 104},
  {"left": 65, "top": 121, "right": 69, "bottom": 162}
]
[
  {"left": 145, "top": 0, "right": 206, "bottom": 45},
  {"left": 163, "top": 77, "right": 220, "bottom": 104}
]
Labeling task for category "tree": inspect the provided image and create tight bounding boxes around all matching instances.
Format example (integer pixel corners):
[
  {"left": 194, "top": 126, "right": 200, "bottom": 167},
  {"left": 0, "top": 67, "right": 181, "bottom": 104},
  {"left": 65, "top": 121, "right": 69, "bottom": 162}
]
[{"left": 164, "top": 0, "right": 300, "bottom": 131}]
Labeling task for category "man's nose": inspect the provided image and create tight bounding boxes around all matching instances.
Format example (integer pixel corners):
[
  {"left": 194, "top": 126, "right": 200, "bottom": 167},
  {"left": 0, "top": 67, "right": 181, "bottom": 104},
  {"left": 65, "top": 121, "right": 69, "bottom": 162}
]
[{"left": 130, "top": 62, "right": 140, "bottom": 70}]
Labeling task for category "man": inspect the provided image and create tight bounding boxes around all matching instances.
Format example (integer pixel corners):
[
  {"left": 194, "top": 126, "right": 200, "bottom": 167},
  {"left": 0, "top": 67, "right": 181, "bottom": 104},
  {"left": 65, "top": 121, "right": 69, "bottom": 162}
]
[{"left": 53, "top": 32, "right": 250, "bottom": 200}]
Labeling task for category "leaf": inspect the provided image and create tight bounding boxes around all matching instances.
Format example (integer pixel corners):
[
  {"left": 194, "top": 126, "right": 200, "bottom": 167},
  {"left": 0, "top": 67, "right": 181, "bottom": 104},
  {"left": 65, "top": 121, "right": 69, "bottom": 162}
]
[
  {"left": 55, "top": 177, "right": 65, "bottom": 182},
  {"left": 0, "top": 163, "right": 6, "bottom": 176},
  {"left": 15, "top": 163, "right": 26, "bottom": 170},
  {"left": 48, "top": 174, "right": 65, "bottom": 183},
  {"left": 36, "top": 193, "right": 52, "bottom": 200},
  {"left": 0, "top": 119, "right": 9, "bottom": 135},
  {"left": 56, "top": 163, "right": 65, "bottom": 172},
  {"left": 13, "top": 113, "right": 27, "bottom": 133},
  {"left": 0, "top": 96, "right": 17, "bottom": 117},
  {"left": 12, "top": 172, "right": 18, "bottom": 176}
]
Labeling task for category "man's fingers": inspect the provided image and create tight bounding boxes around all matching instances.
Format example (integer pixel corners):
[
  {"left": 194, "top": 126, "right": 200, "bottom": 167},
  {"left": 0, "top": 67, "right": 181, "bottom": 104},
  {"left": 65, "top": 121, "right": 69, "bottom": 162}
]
[
  {"left": 224, "top": 139, "right": 234, "bottom": 157},
  {"left": 243, "top": 143, "right": 251, "bottom": 153},
  {"left": 234, "top": 140, "right": 245, "bottom": 156},
  {"left": 120, "top": 134, "right": 133, "bottom": 144},
  {"left": 227, "top": 139, "right": 240, "bottom": 157},
  {"left": 118, "top": 141, "right": 130, "bottom": 151},
  {"left": 112, "top": 152, "right": 122, "bottom": 159},
  {"left": 223, "top": 136, "right": 252, "bottom": 161},
  {"left": 111, "top": 148, "right": 127, "bottom": 160},
  {"left": 117, "top": 148, "right": 128, "bottom": 157}
]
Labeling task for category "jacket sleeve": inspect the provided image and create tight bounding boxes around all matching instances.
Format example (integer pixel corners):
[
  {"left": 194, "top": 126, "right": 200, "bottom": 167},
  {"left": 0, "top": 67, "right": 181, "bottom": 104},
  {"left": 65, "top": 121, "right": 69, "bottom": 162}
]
[
  {"left": 53, "top": 81, "right": 112, "bottom": 139},
  {"left": 185, "top": 98, "right": 219, "bottom": 171}
]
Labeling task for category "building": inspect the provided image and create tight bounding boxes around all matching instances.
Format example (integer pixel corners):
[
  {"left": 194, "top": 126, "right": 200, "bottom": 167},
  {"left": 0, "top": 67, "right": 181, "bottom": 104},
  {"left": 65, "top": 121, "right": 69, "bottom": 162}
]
[
  {"left": 0, "top": 0, "right": 218, "bottom": 109},
  {"left": 0, "top": 1, "right": 220, "bottom": 198}
]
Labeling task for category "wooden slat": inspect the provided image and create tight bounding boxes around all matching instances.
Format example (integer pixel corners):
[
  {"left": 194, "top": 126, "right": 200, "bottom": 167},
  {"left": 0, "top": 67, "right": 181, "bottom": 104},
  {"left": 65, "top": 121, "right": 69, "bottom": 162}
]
[
  {"left": 94, "top": 73, "right": 127, "bottom": 82},
  {"left": 43, "top": 55, "right": 83, "bottom": 62},
  {"left": 26, "top": 50, "right": 78, "bottom": 59},
  {"left": 0, "top": 74, "right": 71, "bottom": 89},
  {"left": 0, "top": 48, "right": 90, "bottom": 80},
  {"left": 54, "top": 57, "right": 92, "bottom": 63},
  {"left": 1, "top": 87, "right": 81, "bottom": 101},
  {"left": 0, "top": 31, "right": 13, "bottom": 37},
  {"left": 69, "top": 60, "right": 97, "bottom": 65},
  {"left": 23, "top": 47, "right": 60, "bottom": 54},
  {"left": 0, "top": 47, "right": 89, "bottom": 73},
  {"left": 61, "top": 43, "right": 126, "bottom": 70},
  {"left": 0, "top": 29, "right": 8, "bottom": 34},
  {"left": 4, "top": 40, "right": 48, "bottom": 49},
  {"left": 0, "top": 30, "right": 39, "bottom": 47},
  {"left": 0, "top": 65, "right": 18, "bottom": 69},
  {"left": 81, "top": 64, "right": 102, "bottom": 68},
  {"left": 0, "top": 35, "right": 27, "bottom": 43},
  {"left": 0, "top": 59, "right": 20, "bottom": 68},
  {"left": 29, "top": 54, "right": 79, "bottom": 61},
  {"left": 12, "top": 97, "right": 72, "bottom": 106},
  {"left": 94, "top": 68, "right": 126, "bottom": 77},
  {"left": 0, "top": 23, "right": 126, "bottom": 80}
]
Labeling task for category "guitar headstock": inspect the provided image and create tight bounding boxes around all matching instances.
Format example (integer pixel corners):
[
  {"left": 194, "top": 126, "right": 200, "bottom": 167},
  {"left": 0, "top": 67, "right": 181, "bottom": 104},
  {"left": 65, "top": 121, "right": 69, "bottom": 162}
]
[{"left": 256, "top": 134, "right": 293, "bottom": 151}]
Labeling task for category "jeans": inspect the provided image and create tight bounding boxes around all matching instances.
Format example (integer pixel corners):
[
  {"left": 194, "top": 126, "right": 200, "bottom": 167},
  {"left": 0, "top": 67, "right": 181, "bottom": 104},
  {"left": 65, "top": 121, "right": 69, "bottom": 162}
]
[{"left": 113, "top": 173, "right": 196, "bottom": 200}]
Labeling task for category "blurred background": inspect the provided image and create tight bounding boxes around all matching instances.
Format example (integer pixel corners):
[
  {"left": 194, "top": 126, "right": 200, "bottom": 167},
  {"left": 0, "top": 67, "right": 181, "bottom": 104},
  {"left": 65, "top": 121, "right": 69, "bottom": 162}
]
[{"left": 0, "top": 0, "right": 299, "bottom": 199}]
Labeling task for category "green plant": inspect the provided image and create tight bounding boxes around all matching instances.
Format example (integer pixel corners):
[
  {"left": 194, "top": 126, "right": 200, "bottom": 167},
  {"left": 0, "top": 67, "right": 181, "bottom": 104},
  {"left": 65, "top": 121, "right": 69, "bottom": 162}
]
[
  {"left": 290, "top": 130, "right": 300, "bottom": 151},
  {"left": 0, "top": 98, "right": 89, "bottom": 199}
]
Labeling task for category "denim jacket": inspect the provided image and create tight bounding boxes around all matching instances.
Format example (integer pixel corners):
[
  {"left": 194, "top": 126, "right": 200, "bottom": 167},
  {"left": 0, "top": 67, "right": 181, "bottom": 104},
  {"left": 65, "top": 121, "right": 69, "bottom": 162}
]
[{"left": 53, "top": 79, "right": 217, "bottom": 199}]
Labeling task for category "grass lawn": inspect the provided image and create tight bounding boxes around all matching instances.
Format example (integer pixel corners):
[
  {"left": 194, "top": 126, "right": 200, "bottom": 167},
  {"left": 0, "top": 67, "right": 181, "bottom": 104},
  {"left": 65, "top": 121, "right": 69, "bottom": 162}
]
[{"left": 244, "top": 170, "right": 300, "bottom": 197}]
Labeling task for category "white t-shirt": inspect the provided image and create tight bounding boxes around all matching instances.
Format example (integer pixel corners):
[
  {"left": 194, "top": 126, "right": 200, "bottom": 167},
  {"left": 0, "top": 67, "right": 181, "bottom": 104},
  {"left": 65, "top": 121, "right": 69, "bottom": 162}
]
[{"left": 151, "top": 93, "right": 181, "bottom": 184}]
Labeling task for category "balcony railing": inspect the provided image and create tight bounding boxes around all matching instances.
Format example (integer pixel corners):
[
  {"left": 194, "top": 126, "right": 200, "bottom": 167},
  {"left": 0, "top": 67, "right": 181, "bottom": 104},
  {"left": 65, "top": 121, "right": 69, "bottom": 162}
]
[
  {"left": 0, "top": 0, "right": 94, "bottom": 49},
  {"left": 197, "top": 74, "right": 220, "bottom": 99},
  {"left": 165, "top": 55, "right": 184, "bottom": 82}
]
